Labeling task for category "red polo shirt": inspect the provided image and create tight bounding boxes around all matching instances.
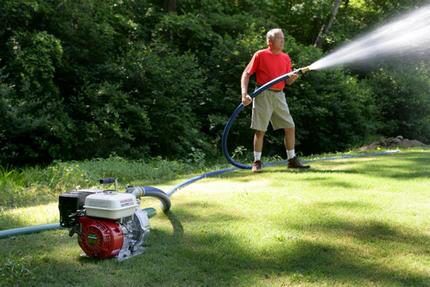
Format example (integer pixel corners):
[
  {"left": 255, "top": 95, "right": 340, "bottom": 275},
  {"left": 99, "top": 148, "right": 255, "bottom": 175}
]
[{"left": 246, "top": 48, "right": 292, "bottom": 90}]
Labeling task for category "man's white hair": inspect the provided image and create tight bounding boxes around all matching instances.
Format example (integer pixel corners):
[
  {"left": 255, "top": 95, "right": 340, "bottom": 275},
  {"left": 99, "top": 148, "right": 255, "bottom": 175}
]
[{"left": 266, "top": 28, "right": 283, "bottom": 43}]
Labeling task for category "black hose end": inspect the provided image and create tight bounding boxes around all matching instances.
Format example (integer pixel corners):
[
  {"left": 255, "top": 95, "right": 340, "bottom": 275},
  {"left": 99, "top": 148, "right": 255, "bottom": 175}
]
[{"left": 99, "top": 178, "right": 116, "bottom": 184}]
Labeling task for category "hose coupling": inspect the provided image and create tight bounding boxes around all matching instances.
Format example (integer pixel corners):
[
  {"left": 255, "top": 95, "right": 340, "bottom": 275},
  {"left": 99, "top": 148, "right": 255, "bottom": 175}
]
[{"left": 297, "top": 66, "right": 311, "bottom": 75}]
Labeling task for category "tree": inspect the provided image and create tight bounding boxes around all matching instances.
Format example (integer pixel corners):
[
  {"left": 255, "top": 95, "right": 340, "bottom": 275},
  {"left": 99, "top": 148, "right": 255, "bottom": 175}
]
[
  {"left": 314, "top": 0, "right": 342, "bottom": 48},
  {"left": 163, "top": 0, "right": 176, "bottom": 13}
]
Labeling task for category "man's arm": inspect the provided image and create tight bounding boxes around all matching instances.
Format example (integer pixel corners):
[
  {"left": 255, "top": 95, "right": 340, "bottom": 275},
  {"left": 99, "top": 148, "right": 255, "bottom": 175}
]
[{"left": 241, "top": 63, "right": 253, "bottom": 106}]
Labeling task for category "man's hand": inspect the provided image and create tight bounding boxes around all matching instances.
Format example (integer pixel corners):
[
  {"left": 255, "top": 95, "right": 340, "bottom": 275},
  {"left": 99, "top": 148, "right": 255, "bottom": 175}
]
[
  {"left": 242, "top": 94, "right": 252, "bottom": 106},
  {"left": 286, "top": 73, "right": 299, "bottom": 85}
]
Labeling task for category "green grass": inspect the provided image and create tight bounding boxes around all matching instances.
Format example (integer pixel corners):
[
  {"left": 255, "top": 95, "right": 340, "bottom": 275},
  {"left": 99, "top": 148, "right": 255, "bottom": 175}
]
[{"left": 0, "top": 149, "right": 429, "bottom": 286}]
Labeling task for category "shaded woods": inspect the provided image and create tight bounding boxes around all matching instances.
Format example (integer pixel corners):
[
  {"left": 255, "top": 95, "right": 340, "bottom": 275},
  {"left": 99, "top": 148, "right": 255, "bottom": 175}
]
[{"left": 1, "top": 0, "right": 429, "bottom": 166}]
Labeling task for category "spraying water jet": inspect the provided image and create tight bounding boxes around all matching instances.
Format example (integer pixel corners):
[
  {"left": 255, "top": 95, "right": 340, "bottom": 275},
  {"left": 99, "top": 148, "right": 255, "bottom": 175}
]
[{"left": 309, "top": 4, "right": 430, "bottom": 71}]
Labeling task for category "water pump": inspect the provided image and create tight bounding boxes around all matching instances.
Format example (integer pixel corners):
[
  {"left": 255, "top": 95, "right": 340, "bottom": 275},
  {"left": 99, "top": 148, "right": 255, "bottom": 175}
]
[{"left": 58, "top": 178, "right": 170, "bottom": 261}]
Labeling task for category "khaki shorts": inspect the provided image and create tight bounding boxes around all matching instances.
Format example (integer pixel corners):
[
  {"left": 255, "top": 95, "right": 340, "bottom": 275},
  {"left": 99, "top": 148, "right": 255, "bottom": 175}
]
[{"left": 251, "top": 90, "right": 295, "bottom": 132}]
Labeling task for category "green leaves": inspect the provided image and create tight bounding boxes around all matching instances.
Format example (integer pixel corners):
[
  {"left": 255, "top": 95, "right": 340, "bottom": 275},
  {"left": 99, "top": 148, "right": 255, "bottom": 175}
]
[
  {"left": 0, "top": 0, "right": 429, "bottom": 166},
  {"left": 123, "top": 45, "right": 208, "bottom": 157},
  {"left": 0, "top": 31, "right": 72, "bottom": 165},
  {"left": 365, "top": 64, "right": 430, "bottom": 143}
]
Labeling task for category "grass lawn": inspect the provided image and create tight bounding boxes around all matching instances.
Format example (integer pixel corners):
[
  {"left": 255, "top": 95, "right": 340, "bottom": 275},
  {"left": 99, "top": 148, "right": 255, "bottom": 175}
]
[{"left": 0, "top": 149, "right": 429, "bottom": 286}]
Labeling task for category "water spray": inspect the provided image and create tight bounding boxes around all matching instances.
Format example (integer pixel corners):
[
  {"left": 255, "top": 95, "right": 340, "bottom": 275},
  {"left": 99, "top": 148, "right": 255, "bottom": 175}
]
[{"left": 310, "top": 4, "right": 430, "bottom": 71}]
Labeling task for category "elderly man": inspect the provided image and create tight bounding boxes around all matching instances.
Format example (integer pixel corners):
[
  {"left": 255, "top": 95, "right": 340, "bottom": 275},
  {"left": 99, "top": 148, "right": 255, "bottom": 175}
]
[{"left": 241, "top": 28, "right": 310, "bottom": 172}]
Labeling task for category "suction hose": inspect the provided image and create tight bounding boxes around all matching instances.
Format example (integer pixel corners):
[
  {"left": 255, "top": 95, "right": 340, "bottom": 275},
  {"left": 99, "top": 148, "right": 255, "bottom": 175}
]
[
  {"left": 0, "top": 223, "right": 61, "bottom": 239},
  {"left": 221, "top": 67, "right": 310, "bottom": 169},
  {"left": 126, "top": 186, "right": 171, "bottom": 212}
]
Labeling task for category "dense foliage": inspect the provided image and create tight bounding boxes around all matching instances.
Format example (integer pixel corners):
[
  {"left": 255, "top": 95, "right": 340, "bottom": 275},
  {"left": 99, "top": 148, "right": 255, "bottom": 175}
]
[{"left": 0, "top": 0, "right": 429, "bottom": 166}]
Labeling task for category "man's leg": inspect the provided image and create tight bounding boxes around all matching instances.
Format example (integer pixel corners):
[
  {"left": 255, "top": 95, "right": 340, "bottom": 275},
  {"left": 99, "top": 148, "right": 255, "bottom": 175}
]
[
  {"left": 284, "top": 127, "right": 310, "bottom": 169},
  {"left": 252, "top": 130, "right": 265, "bottom": 172},
  {"left": 284, "top": 127, "right": 296, "bottom": 160},
  {"left": 284, "top": 127, "right": 295, "bottom": 151},
  {"left": 254, "top": 130, "right": 265, "bottom": 154}
]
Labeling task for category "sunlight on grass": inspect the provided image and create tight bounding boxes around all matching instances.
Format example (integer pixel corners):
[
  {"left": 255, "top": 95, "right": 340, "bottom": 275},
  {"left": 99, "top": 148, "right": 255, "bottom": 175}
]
[
  {"left": 0, "top": 150, "right": 429, "bottom": 286},
  {"left": 0, "top": 202, "right": 59, "bottom": 229}
]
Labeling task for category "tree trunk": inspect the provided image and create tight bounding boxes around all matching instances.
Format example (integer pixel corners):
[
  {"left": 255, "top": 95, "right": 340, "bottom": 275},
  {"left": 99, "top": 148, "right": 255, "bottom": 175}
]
[
  {"left": 163, "top": 0, "right": 177, "bottom": 13},
  {"left": 314, "top": 0, "right": 342, "bottom": 48}
]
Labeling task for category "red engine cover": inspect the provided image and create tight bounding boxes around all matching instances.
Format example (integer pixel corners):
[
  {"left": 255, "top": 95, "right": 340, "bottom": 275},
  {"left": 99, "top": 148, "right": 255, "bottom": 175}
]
[{"left": 78, "top": 216, "right": 124, "bottom": 259}]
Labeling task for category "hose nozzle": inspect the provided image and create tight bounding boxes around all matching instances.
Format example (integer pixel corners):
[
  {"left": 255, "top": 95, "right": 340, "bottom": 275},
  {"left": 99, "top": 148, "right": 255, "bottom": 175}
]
[{"left": 297, "top": 66, "right": 311, "bottom": 75}]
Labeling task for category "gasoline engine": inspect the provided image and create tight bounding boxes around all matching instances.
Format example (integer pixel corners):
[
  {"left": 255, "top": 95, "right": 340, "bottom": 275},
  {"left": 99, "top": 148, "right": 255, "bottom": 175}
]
[{"left": 58, "top": 178, "right": 171, "bottom": 261}]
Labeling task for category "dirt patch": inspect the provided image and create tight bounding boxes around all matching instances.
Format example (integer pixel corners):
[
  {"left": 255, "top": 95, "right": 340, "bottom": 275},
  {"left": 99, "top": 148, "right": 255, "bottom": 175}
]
[{"left": 359, "top": 136, "right": 427, "bottom": 151}]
